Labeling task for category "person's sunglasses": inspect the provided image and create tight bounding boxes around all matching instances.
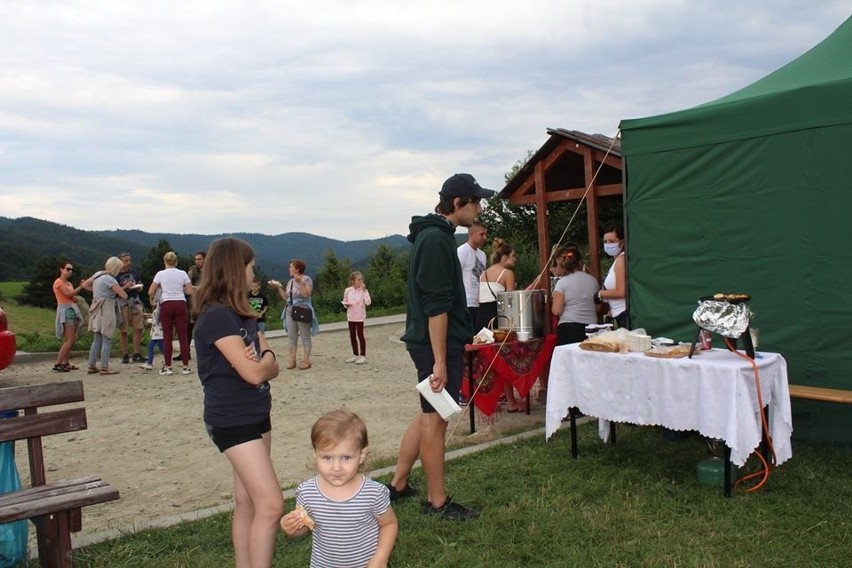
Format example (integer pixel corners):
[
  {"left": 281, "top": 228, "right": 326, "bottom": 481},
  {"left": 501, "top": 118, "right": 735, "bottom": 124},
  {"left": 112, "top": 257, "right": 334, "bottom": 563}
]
[{"left": 64, "top": 267, "right": 74, "bottom": 272}]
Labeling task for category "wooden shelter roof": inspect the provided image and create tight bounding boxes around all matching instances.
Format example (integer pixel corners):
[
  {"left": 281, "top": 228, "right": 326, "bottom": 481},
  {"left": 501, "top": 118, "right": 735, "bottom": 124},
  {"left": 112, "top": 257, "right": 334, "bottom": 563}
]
[
  {"left": 499, "top": 128, "right": 622, "bottom": 203},
  {"left": 497, "top": 128, "right": 624, "bottom": 296}
]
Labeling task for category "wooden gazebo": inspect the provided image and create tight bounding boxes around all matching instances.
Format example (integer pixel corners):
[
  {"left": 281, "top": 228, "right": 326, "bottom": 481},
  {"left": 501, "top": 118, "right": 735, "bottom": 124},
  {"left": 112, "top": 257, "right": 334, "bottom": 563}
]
[{"left": 498, "top": 128, "right": 622, "bottom": 282}]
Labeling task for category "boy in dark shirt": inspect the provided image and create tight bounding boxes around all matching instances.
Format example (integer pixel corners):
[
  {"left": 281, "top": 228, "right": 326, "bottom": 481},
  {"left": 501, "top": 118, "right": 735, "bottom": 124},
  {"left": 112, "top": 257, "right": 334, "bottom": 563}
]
[{"left": 249, "top": 278, "right": 269, "bottom": 333}]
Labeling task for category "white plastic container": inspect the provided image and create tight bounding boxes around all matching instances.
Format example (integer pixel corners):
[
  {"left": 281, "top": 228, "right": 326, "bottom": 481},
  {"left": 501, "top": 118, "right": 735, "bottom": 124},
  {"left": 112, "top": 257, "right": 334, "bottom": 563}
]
[
  {"left": 416, "top": 377, "right": 462, "bottom": 420},
  {"left": 627, "top": 334, "right": 652, "bottom": 352}
]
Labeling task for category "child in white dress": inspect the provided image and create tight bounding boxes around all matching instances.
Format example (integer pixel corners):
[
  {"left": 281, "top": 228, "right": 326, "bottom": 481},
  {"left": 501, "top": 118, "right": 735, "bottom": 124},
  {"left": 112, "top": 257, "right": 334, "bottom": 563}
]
[{"left": 138, "top": 290, "right": 164, "bottom": 371}]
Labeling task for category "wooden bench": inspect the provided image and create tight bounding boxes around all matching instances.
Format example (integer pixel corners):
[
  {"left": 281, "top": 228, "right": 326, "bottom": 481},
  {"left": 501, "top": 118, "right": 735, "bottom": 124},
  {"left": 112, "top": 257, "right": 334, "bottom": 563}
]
[
  {"left": 0, "top": 380, "right": 119, "bottom": 568},
  {"left": 788, "top": 384, "right": 852, "bottom": 405}
]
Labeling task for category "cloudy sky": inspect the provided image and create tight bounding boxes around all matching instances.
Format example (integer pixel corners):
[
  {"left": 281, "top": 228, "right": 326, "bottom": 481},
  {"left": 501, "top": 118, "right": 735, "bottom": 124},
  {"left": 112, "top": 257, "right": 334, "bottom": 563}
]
[{"left": 1, "top": 1, "right": 849, "bottom": 241}]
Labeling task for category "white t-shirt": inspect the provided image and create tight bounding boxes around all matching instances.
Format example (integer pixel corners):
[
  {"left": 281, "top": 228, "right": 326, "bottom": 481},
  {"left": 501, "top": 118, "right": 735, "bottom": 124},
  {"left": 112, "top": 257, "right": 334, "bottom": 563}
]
[
  {"left": 153, "top": 267, "right": 191, "bottom": 302},
  {"left": 457, "top": 242, "right": 486, "bottom": 308}
]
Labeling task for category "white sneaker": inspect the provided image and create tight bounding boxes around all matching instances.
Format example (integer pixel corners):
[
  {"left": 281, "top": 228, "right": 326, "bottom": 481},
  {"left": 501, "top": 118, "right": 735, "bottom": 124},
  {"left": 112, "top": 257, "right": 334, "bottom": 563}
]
[
  {"left": 181, "top": 366, "right": 193, "bottom": 375},
  {"left": 345, "top": 356, "right": 358, "bottom": 363},
  {"left": 159, "top": 367, "right": 174, "bottom": 376},
  {"left": 138, "top": 363, "right": 153, "bottom": 370},
  {"left": 355, "top": 356, "right": 367, "bottom": 365}
]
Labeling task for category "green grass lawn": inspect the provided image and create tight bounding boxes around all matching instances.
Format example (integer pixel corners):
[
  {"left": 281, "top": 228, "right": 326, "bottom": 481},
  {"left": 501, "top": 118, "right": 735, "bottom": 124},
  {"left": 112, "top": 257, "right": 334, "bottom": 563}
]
[
  {"left": 58, "top": 422, "right": 850, "bottom": 568},
  {"left": 0, "top": 281, "right": 26, "bottom": 299},
  {"left": 0, "top": 282, "right": 65, "bottom": 351}
]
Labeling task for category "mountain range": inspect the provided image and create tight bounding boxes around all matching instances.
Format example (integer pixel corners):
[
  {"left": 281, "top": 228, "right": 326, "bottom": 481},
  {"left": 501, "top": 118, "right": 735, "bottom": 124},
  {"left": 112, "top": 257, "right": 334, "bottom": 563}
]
[{"left": 0, "top": 216, "right": 410, "bottom": 281}]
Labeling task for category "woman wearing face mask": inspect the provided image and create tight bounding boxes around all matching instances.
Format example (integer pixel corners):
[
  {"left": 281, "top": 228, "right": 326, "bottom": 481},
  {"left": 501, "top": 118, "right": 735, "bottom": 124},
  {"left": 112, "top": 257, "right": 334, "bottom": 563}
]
[{"left": 597, "top": 226, "right": 628, "bottom": 329}]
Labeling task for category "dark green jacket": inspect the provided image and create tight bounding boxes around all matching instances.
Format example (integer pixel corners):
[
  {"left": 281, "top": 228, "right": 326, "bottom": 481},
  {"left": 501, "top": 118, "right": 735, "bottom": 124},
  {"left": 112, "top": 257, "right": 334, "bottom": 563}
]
[{"left": 401, "top": 214, "right": 473, "bottom": 351}]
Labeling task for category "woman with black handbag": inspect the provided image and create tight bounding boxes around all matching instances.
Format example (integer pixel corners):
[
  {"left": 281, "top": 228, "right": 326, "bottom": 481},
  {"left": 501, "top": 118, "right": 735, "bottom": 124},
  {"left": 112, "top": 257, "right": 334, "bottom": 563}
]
[{"left": 270, "top": 259, "right": 316, "bottom": 370}]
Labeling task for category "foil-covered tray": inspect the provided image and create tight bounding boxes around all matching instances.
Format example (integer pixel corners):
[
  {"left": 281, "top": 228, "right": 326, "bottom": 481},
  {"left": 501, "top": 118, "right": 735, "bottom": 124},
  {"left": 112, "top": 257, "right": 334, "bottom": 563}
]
[{"left": 692, "top": 297, "right": 753, "bottom": 338}]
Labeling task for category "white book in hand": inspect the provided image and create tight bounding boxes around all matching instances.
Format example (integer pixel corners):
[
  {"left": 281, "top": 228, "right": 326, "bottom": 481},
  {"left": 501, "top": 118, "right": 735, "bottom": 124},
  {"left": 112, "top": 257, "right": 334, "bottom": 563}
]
[{"left": 416, "top": 377, "right": 463, "bottom": 421}]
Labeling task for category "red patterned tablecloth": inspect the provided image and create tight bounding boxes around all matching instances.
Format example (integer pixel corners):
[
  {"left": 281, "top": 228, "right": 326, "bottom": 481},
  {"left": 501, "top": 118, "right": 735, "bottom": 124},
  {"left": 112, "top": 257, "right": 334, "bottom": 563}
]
[{"left": 462, "top": 334, "right": 557, "bottom": 416}]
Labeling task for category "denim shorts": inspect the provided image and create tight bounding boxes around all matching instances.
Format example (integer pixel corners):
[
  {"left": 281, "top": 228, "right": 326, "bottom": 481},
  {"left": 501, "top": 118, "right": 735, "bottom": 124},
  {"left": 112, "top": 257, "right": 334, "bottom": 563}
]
[{"left": 206, "top": 417, "right": 271, "bottom": 453}]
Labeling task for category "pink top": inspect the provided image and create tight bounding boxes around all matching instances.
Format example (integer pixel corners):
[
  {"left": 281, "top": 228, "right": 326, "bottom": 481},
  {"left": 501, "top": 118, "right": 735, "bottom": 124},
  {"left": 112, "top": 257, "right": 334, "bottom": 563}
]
[{"left": 343, "top": 286, "right": 371, "bottom": 322}]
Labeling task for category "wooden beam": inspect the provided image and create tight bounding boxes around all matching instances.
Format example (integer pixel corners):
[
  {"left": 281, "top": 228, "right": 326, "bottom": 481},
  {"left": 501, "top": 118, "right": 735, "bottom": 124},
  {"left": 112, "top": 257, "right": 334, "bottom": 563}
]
[
  {"left": 0, "top": 381, "right": 84, "bottom": 411},
  {"left": 542, "top": 139, "right": 577, "bottom": 171},
  {"left": 506, "top": 183, "right": 622, "bottom": 206},
  {"left": 534, "top": 162, "right": 553, "bottom": 336},
  {"left": 593, "top": 149, "right": 622, "bottom": 170},
  {"left": 584, "top": 148, "right": 603, "bottom": 282},
  {"left": 534, "top": 160, "right": 550, "bottom": 280}
]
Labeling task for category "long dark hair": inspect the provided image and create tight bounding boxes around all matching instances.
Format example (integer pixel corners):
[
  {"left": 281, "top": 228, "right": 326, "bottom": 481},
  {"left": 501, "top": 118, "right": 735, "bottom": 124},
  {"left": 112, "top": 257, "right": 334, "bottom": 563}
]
[
  {"left": 56, "top": 259, "right": 72, "bottom": 278},
  {"left": 191, "top": 237, "right": 256, "bottom": 320}
]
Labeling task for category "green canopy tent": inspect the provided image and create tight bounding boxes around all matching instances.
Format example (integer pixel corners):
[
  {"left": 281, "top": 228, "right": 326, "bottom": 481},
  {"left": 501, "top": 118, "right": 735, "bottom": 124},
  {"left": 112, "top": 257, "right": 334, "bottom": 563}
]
[{"left": 619, "top": 15, "right": 852, "bottom": 445}]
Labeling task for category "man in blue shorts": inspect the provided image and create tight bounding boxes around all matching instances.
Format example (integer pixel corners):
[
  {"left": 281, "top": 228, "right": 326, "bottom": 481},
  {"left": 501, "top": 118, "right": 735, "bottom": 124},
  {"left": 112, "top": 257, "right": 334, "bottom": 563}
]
[{"left": 386, "top": 173, "right": 494, "bottom": 521}]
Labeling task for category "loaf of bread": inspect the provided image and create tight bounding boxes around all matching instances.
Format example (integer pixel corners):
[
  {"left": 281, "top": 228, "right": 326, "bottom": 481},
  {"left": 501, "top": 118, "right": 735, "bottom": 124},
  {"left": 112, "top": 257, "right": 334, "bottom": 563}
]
[
  {"left": 644, "top": 344, "right": 693, "bottom": 358},
  {"left": 712, "top": 292, "right": 751, "bottom": 303},
  {"left": 579, "top": 339, "right": 620, "bottom": 353}
]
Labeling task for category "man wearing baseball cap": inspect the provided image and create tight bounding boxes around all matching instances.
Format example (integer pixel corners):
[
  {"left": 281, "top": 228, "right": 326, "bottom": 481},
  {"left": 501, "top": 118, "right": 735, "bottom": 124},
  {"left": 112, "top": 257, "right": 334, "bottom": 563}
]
[{"left": 387, "top": 173, "right": 495, "bottom": 521}]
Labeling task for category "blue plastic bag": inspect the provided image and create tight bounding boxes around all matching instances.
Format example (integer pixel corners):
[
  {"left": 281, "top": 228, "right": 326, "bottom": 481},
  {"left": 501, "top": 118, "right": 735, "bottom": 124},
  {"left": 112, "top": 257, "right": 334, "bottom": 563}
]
[{"left": 1, "top": 410, "right": 28, "bottom": 568}]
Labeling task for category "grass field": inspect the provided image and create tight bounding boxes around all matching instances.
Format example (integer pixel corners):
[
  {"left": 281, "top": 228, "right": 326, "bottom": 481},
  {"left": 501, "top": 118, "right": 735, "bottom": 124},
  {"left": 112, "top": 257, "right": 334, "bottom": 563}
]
[
  {"left": 0, "top": 282, "right": 64, "bottom": 351},
  {"left": 0, "top": 281, "right": 25, "bottom": 299},
  {"left": 54, "top": 422, "right": 852, "bottom": 567}
]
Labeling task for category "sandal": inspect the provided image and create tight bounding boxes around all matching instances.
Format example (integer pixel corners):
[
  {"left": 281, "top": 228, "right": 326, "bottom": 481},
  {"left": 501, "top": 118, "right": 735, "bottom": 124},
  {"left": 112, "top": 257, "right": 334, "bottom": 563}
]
[
  {"left": 62, "top": 363, "right": 79, "bottom": 371},
  {"left": 299, "top": 362, "right": 312, "bottom": 370},
  {"left": 99, "top": 369, "right": 119, "bottom": 375},
  {"left": 286, "top": 361, "right": 297, "bottom": 370},
  {"left": 87, "top": 367, "right": 99, "bottom": 375},
  {"left": 52, "top": 364, "right": 69, "bottom": 373}
]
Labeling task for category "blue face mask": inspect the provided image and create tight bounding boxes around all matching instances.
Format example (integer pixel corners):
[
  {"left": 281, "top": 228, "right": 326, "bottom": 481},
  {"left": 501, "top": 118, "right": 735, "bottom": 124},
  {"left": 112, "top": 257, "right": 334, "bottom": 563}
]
[{"left": 604, "top": 242, "right": 622, "bottom": 257}]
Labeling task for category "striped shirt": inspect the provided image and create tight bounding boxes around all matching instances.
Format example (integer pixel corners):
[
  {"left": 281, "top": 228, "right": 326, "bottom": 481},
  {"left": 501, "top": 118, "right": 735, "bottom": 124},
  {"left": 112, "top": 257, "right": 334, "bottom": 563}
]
[{"left": 296, "top": 475, "right": 391, "bottom": 568}]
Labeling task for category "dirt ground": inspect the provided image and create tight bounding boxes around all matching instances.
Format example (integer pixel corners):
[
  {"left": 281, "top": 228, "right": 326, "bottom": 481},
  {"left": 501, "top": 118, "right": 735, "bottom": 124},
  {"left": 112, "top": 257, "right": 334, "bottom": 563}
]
[{"left": 1, "top": 321, "right": 546, "bottom": 540}]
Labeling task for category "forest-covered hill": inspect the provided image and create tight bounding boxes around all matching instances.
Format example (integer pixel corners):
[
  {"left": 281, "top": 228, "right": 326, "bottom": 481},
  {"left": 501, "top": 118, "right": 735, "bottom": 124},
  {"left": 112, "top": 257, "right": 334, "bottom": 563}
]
[{"left": 0, "top": 216, "right": 408, "bottom": 281}]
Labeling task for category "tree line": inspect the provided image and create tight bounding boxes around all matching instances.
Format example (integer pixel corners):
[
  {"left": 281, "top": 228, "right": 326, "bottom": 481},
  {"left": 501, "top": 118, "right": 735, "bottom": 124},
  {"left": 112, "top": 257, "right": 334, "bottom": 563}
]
[{"left": 18, "top": 239, "right": 411, "bottom": 325}]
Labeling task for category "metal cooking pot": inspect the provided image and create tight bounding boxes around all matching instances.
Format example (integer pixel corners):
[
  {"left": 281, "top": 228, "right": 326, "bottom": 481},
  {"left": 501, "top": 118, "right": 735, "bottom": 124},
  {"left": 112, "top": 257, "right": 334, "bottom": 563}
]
[{"left": 496, "top": 290, "right": 545, "bottom": 338}]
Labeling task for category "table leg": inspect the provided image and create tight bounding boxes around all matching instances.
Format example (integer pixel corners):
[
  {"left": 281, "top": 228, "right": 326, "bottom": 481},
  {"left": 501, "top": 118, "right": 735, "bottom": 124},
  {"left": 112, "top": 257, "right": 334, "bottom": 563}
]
[
  {"left": 569, "top": 407, "right": 578, "bottom": 458},
  {"left": 467, "top": 351, "right": 476, "bottom": 434},
  {"left": 724, "top": 445, "right": 732, "bottom": 498},
  {"left": 759, "top": 405, "right": 771, "bottom": 465}
]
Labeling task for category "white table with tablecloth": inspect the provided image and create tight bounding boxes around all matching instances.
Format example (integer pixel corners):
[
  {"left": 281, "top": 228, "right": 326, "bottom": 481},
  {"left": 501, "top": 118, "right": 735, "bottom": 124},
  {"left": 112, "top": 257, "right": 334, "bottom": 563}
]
[{"left": 545, "top": 344, "right": 793, "bottom": 467}]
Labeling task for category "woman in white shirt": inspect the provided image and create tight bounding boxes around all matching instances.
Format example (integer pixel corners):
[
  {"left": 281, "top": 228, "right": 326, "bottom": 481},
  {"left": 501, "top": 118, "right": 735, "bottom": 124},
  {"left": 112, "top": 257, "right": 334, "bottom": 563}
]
[
  {"left": 148, "top": 251, "right": 194, "bottom": 376},
  {"left": 597, "top": 226, "right": 628, "bottom": 329}
]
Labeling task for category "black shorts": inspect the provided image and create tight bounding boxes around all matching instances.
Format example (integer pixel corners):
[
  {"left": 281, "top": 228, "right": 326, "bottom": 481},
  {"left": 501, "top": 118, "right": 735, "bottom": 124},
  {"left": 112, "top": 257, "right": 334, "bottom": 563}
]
[
  {"left": 206, "top": 417, "right": 271, "bottom": 453},
  {"left": 407, "top": 345, "right": 463, "bottom": 413},
  {"left": 557, "top": 322, "right": 588, "bottom": 346}
]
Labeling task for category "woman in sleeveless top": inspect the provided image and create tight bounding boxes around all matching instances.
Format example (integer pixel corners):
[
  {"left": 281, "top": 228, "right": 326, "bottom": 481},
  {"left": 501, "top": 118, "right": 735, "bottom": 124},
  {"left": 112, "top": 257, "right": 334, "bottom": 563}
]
[
  {"left": 598, "top": 226, "right": 628, "bottom": 329},
  {"left": 477, "top": 239, "right": 526, "bottom": 412},
  {"left": 475, "top": 238, "right": 516, "bottom": 332}
]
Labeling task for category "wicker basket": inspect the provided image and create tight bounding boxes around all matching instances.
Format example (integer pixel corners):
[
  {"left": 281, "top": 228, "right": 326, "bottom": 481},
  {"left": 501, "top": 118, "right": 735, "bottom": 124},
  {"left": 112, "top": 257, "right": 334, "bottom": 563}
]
[{"left": 492, "top": 329, "right": 515, "bottom": 343}]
